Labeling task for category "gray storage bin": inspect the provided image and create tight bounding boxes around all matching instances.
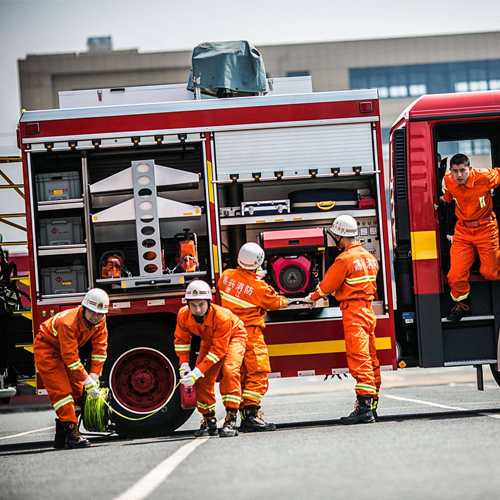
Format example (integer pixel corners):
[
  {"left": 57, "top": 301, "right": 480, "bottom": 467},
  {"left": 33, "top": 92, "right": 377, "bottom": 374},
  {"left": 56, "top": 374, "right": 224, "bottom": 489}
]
[
  {"left": 35, "top": 171, "right": 81, "bottom": 201},
  {"left": 41, "top": 265, "right": 87, "bottom": 295},
  {"left": 39, "top": 217, "right": 83, "bottom": 246}
]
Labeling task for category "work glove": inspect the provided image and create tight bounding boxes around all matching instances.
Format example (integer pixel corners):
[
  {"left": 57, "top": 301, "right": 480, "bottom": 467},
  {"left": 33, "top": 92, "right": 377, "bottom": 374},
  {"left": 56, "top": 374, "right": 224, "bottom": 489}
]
[
  {"left": 179, "top": 362, "right": 191, "bottom": 378},
  {"left": 89, "top": 372, "right": 99, "bottom": 383},
  {"left": 302, "top": 293, "right": 315, "bottom": 309},
  {"left": 180, "top": 367, "right": 204, "bottom": 387},
  {"left": 84, "top": 375, "right": 100, "bottom": 399}
]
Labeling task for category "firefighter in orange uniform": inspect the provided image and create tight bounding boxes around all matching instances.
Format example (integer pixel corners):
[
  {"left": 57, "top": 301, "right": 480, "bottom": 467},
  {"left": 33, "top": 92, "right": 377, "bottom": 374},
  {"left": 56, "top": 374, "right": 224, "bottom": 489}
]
[
  {"left": 441, "top": 153, "right": 500, "bottom": 321},
  {"left": 218, "top": 242, "right": 289, "bottom": 432},
  {"left": 304, "top": 215, "right": 380, "bottom": 424},
  {"left": 175, "top": 280, "right": 247, "bottom": 437},
  {"left": 33, "top": 288, "right": 109, "bottom": 449}
]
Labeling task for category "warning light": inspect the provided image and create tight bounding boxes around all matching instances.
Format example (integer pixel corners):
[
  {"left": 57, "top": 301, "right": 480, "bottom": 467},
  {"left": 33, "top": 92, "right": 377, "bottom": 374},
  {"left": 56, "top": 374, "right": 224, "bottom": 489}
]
[
  {"left": 398, "top": 360, "right": 407, "bottom": 369},
  {"left": 26, "top": 123, "right": 40, "bottom": 134},
  {"left": 360, "top": 102, "right": 373, "bottom": 113}
]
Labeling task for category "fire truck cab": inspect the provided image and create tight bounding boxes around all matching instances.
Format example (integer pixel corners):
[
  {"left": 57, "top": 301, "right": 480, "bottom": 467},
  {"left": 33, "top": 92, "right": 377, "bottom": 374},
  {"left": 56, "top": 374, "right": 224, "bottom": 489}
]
[{"left": 390, "top": 90, "right": 500, "bottom": 386}]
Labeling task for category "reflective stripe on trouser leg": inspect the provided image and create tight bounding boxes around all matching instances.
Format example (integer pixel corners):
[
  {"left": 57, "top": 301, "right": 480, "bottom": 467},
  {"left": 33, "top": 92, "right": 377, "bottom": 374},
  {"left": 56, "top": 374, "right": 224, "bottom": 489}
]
[
  {"left": 342, "top": 304, "right": 379, "bottom": 396},
  {"left": 194, "top": 359, "right": 220, "bottom": 416},
  {"left": 219, "top": 336, "right": 246, "bottom": 409},
  {"left": 240, "top": 326, "right": 270, "bottom": 407},
  {"left": 33, "top": 339, "right": 79, "bottom": 424}
]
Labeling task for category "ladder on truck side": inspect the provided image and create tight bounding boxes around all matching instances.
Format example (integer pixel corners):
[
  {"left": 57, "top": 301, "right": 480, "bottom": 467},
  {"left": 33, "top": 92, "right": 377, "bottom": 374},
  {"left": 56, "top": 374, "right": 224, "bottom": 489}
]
[{"left": 0, "top": 156, "right": 35, "bottom": 390}]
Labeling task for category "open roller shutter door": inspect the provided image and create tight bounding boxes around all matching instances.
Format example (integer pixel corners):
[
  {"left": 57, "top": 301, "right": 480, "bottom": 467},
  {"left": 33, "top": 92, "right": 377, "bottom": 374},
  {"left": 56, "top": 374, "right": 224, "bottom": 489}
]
[{"left": 214, "top": 123, "right": 375, "bottom": 182}]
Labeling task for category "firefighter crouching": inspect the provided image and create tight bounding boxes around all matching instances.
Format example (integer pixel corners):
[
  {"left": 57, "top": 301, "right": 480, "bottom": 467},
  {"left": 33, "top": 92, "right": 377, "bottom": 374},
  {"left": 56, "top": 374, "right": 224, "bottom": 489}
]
[
  {"left": 218, "top": 242, "right": 289, "bottom": 432},
  {"left": 33, "top": 288, "right": 109, "bottom": 449},
  {"left": 440, "top": 153, "right": 500, "bottom": 321},
  {"left": 304, "top": 215, "right": 381, "bottom": 424},
  {"left": 174, "top": 280, "right": 247, "bottom": 437}
]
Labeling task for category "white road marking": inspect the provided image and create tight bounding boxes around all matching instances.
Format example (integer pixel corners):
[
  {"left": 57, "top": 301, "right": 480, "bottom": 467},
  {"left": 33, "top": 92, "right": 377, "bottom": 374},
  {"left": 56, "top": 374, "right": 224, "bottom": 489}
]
[
  {"left": 113, "top": 437, "right": 209, "bottom": 500},
  {"left": 385, "top": 395, "right": 500, "bottom": 419},
  {"left": 0, "top": 426, "right": 53, "bottom": 441}
]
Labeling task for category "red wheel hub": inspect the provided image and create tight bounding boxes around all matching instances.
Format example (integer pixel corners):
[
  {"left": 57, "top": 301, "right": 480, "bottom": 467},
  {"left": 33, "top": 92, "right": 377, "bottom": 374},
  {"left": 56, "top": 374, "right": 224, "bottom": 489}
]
[{"left": 110, "top": 348, "right": 175, "bottom": 413}]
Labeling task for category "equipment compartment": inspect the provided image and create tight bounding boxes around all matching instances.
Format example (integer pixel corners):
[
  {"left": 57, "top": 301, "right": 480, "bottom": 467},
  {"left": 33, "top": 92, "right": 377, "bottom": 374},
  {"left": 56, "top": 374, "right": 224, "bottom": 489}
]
[
  {"left": 38, "top": 217, "right": 83, "bottom": 246},
  {"left": 35, "top": 171, "right": 81, "bottom": 202}
]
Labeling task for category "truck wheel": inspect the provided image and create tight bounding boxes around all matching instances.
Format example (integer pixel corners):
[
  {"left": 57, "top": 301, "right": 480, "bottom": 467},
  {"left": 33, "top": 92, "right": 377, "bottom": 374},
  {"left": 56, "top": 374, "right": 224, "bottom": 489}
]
[
  {"left": 101, "top": 322, "right": 194, "bottom": 438},
  {"left": 490, "top": 364, "right": 500, "bottom": 387}
]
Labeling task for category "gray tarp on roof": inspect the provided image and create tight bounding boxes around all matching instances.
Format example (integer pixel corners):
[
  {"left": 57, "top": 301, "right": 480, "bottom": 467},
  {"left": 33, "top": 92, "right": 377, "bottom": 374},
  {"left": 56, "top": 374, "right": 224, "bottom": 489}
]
[{"left": 188, "top": 41, "right": 267, "bottom": 96}]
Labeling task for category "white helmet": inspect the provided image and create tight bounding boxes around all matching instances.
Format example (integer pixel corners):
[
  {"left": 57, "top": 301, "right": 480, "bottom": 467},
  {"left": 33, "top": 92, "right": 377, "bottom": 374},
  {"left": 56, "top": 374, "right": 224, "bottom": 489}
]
[
  {"left": 238, "top": 242, "right": 265, "bottom": 270},
  {"left": 330, "top": 215, "right": 359, "bottom": 237},
  {"left": 82, "top": 288, "right": 109, "bottom": 314},
  {"left": 185, "top": 280, "right": 212, "bottom": 300}
]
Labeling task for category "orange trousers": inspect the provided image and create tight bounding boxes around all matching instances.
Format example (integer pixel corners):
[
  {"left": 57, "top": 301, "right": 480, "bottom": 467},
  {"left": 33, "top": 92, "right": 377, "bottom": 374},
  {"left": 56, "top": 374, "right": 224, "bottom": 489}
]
[
  {"left": 448, "top": 220, "right": 500, "bottom": 301},
  {"left": 341, "top": 302, "right": 381, "bottom": 397},
  {"left": 195, "top": 335, "right": 245, "bottom": 415},
  {"left": 33, "top": 334, "right": 83, "bottom": 424},
  {"left": 240, "top": 326, "right": 271, "bottom": 408}
]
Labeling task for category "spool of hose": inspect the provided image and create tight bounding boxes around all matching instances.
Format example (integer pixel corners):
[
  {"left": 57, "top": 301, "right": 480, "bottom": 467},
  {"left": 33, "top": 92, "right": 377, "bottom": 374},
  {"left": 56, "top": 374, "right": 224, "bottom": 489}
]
[{"left": 82, "top": 387, "right": 114, "bottom": 432}]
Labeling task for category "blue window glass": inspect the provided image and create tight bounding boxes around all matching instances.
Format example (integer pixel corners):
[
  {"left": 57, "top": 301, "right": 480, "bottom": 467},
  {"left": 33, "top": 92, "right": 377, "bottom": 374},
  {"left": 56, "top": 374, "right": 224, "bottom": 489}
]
[{"left": 286, "top": 71, "right": 310, "bottom": 77}]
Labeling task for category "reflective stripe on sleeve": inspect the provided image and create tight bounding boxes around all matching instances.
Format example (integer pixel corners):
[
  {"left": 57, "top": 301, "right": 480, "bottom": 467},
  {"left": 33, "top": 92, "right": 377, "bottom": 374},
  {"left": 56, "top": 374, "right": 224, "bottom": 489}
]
[
  {"left": 91, "top": 354, "right": 107, "bottom": 362},
  {"left": 206, "top": 352, "right": 220, "bottom": 364},
  {"left": 345, "top": 276, "right": 377, "bottom": 285},
  {"left": 67, "top": 360, "right": 83, "bottom": 371},
  {"left": 53, "top": 395, "right": 74, "bottom": 411},
  {"left": 315, "top": 285, "right": 329, "bottom": 298},
  {"left": 175, "top": 344, "right": 191, "bottom": 352}
]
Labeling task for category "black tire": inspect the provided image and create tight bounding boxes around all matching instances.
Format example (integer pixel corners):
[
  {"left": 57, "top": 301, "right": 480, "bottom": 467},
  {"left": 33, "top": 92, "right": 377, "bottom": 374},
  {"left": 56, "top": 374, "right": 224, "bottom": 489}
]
[
  {"left": 101, "top": 321, "right": 194, "bottom": 438},
  {"left": 490, "top": 364, "right": 500, "bottom": 387}
]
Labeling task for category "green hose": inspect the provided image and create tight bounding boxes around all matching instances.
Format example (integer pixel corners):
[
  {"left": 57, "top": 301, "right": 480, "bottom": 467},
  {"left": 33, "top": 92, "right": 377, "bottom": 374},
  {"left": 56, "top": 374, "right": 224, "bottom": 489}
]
[{"left": 83, "top": 382, "right": 182, "bottom": 432}]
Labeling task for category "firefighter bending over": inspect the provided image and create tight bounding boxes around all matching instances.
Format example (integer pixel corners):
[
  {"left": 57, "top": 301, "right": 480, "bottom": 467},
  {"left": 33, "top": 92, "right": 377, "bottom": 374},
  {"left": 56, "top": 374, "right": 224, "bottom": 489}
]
[
  {"left": 304, "top": 215, "right": 381, "bottom": 424},
  {"left": 174, "top": 280, "right": 247, "bottom": 437},
  {"left": 33, "top": 288, "right": 109, "bottom": 449},
  {"left": 441, "top": 153, "right": 500, "bottom": 321},
  {"left": 218, "top": 242, "right": 289, "bottom": 432}
]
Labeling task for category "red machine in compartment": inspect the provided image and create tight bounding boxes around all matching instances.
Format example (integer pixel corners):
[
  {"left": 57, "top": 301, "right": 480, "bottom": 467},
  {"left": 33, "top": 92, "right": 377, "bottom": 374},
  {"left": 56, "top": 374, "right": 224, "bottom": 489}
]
[{"left": 260, "top": 228, "right": 327, "bottom": 295}]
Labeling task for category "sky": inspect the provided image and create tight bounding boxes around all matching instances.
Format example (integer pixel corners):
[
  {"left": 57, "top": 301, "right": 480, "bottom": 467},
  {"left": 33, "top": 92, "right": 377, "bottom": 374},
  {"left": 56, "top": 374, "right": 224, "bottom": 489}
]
[{"left": 1, "top": 0, "right": 500, "bottom": 245}]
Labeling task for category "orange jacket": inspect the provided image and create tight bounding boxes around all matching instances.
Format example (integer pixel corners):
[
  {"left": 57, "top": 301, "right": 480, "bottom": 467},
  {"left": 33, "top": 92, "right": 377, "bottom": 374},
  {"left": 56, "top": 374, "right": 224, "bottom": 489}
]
[
  {"left": 443, "top": 167, "right": 500, "bottom": 221},
  {"left": 37, "top": 305, "right": 108, "bottom": 382},
  {"left": 218, "top": 267, "right": 289, "bottom": 328},
  {"left": 311, "top": 241, "right": 378, "bottom": 303},
  {"left": 174, "top": 303, "right": 247, "bottom": 374}
]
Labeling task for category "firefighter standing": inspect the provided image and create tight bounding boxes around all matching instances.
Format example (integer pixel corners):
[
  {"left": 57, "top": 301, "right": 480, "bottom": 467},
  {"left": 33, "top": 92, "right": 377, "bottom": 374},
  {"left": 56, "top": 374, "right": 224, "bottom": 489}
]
[
  {"left": 175, "top": 280, "right": 247, "bottom": 437},
  {"left": 33, "top": 288, "right": 109, "bottom": 449},
  {"left": 218, "top": 242, "right": 289, "bottom": 432},
  {"left": 441, "top": 153, "right": 500, "bottom": 321},
  {"left": 304, "top": 215, "right": 380, "bottom": 424}
]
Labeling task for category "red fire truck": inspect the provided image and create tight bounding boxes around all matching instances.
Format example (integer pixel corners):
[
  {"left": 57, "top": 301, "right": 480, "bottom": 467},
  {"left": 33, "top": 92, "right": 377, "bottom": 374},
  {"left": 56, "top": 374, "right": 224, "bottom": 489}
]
[{"left": 7, "top": 45, "right": 500, "bottom": 437}]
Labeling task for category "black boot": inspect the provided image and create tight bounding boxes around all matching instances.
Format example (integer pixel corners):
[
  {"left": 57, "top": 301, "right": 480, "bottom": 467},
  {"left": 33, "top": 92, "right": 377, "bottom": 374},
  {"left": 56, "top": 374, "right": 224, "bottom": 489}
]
[
  {"left": 240, "top": 405, "right": 276, "bottom": 432},
  {"left": 447, "top": 297, "right": 471, "bottom": 321},
  {"left": 194, "top": 411, "right": 218, "bottom": 437},
  {"left": 62, "top": 422, "right": 90, "bottom": 449},
  {"left": 53, "top": 418, "right": 66, "bottom": 449},
  {"left": 219, "top": 409, "right": 239, "bottom": 437},
  {"left": 340, "top": 395, "right": 375, "bottom": 425},
  {"left": 372, "top": 396, "right": 380, "bottom": 422}
]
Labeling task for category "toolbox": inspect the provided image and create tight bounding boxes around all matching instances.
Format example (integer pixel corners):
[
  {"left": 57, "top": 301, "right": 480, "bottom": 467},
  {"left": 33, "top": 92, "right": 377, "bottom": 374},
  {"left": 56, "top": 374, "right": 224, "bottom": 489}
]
[
  {"left": 39, "top": 217, "right": 83, "bottom": 246},
  {"left": 41, "top": 265, "right": 87, "bottom": 295},
  {"left": 35, "top": 171, "right": 82, "bottom": 202},
  {"left": 289, "top": 189, "right": 358, "bottom": 213},
  {"left": 241, "top": 199, "right": 290, "bottom": 217}
]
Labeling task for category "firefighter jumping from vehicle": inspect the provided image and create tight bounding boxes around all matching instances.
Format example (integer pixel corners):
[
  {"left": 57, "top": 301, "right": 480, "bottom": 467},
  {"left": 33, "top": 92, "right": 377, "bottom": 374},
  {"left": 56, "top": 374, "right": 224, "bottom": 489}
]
[
  {"left": 441, "top": 153, "right": 500, "bottom": 321},
  {"left": 218, "top": 242, "right": 289, "bottom": 432},
  {"left": 33, "top": 288, "right": 109, "bottom": 449},
  {"left": 174, "top": 280, "right": 247, "bottom": 437},
  {"left": 304, "top": 215, "right": 381, "bottom": 424}
]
